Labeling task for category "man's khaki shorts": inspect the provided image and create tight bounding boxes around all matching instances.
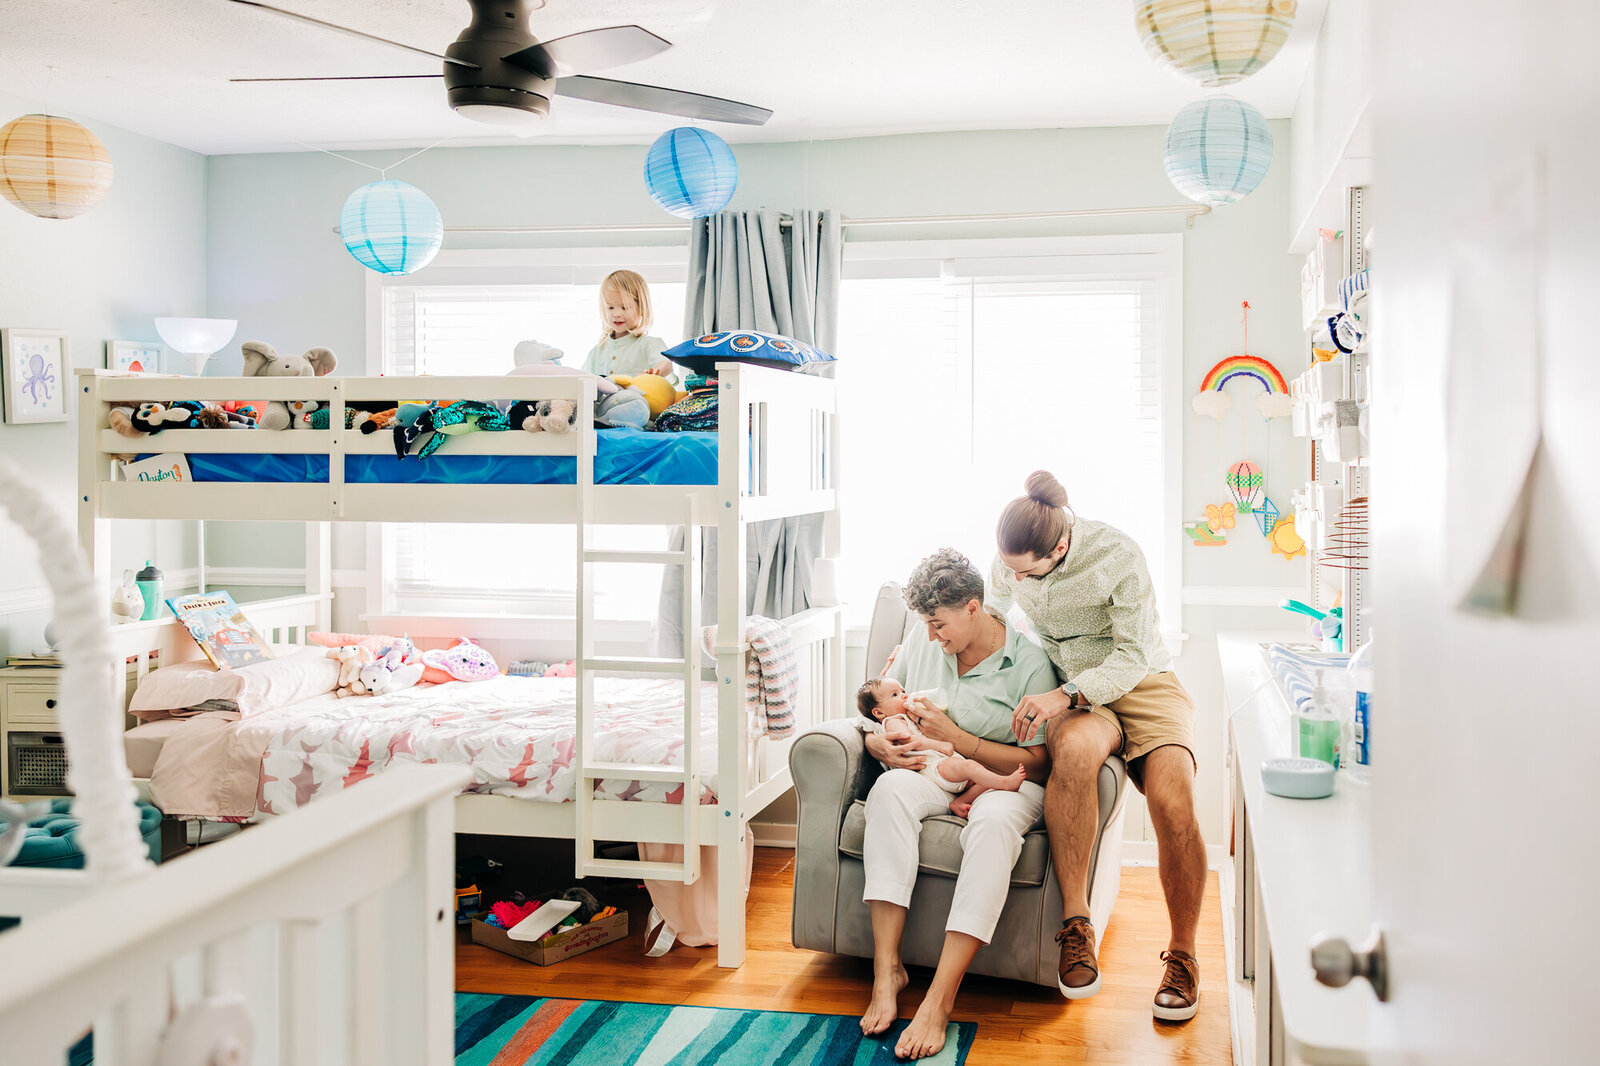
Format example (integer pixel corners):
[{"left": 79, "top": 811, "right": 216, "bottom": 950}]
[{"left": 1087, "top": 671, "right": 1198, "bottom": 791}]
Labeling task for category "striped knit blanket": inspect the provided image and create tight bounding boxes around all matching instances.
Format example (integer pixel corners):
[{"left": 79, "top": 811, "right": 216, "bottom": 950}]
[{"left": 701, "top": 615, "right": 797, "bottom": 737}]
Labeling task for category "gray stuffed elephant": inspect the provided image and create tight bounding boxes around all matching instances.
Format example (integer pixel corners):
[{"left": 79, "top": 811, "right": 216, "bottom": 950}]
[{"left": 240, "top": 341, "right": 337, "bottom": 430}]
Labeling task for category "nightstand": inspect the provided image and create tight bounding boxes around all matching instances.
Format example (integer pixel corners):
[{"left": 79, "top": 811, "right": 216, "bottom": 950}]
[{"left": 0, "top": 666, "right": 139, "bottom": 800}]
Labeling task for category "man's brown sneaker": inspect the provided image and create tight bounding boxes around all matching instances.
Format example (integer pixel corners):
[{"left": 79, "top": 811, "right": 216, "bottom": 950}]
[
  {"left": 1055, "top": 916, "right": 1102, "bottom": 999},
  {"left": 1153, "top": 949, "right": 1200, "bottom": 1021}
]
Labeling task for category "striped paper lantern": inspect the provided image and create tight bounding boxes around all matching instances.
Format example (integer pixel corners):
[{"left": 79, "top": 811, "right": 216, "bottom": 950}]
[
  {"left": 1163, "top": 96, "right": 1274, "bottom": 206},
  {"left": 339, "top": 179, "right": 444, "bottom": 276},
  {"left": 0, "top": 114, "right": 114, "bottom": 219},
  {"left": 1135, "top": 0, "right": 1298, "bottom": 87},
  {"left": 644, "top": 127, "right": 738, "bottom": 219}
]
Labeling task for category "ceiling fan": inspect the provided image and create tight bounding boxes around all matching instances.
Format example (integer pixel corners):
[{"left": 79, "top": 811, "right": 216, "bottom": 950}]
[{"left": 226, "top": 0, "right": 773, "bottom": 132}]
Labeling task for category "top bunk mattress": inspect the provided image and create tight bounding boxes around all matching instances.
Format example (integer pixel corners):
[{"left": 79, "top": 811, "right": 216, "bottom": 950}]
[{"left": 170, "top": 427, "right": 717, "bottom": 486}]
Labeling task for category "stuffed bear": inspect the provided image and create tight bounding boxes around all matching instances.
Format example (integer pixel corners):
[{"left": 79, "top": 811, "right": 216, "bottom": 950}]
[
  {"left": 285, "top": 399, "right": 320, "bottom": 429},
  {"left": 327, "top": 644, "right": 375, "bottom": 698},
  {"left": 240, "top": 341, "right": 337, "bottom": 431}
]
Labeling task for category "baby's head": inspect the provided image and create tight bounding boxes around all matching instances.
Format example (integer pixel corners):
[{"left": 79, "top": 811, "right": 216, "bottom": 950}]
[{"left": 856, "top": 678, "right": 911, "bottom": 721}]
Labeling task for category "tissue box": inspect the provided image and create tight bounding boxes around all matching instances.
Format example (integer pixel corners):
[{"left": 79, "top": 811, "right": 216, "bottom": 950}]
[{"left": 470, "top": 910, "right": 629, "bottom": 966}]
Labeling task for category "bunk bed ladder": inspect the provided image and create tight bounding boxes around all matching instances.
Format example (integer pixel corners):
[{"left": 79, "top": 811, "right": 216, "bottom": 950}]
[{"left": 573, "top": 495, "right": 703, "bottom": 884}]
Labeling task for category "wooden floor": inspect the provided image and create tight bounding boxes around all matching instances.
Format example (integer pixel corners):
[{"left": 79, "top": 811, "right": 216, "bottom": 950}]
[{"left": 456, "top": 847, "right": 1231, "bottom": 1065}]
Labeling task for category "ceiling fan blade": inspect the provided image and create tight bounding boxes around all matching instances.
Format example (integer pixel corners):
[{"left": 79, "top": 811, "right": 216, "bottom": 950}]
[
  {"left": 503, "top": 25, "right": 671, "bottom": 79},
  {"left": 555, "top": 75, "right": 772, "bottom": 126},
  {"left": 224, "top": 0, "right": 479, "bottom": 68},
  {"left": 230, "top": 74, "right": 445, "bottom": 83}
]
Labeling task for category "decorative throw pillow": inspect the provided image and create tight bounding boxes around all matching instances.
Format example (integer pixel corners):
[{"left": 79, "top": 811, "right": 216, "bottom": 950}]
[
  {"left": 129, "top": 646, "right": 339, "bottom": 719},
  {"left": 661, "top": 330, "right": 835, "bottom": 376}
]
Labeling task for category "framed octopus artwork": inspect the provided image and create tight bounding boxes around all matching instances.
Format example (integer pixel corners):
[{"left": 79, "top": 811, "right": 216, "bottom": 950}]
[{"left": 2, "top": 328, "right": 70, "bottom": 424}]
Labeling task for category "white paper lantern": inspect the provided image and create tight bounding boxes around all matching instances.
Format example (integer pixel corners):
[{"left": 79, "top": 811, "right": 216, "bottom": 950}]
[
  {"left": 1163, "top": 96, "right": 1274, "bottom": 206},
  {"left": 1135, "top": 0, "right": 1298, "bottom": 87}
]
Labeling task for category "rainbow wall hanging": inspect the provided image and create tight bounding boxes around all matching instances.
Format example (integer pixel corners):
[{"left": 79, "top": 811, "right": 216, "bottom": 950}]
[{"left": 1193, "top": 353, "right": 1292, "bottom": 419}]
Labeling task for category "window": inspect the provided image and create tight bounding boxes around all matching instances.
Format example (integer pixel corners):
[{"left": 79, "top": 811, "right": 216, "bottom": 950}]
[
  {"left": 834, "top": 236, "right": 1182, "bottom": 631},
  {"left": 371, "top": 247, "right": 688, "bottom": 622}
]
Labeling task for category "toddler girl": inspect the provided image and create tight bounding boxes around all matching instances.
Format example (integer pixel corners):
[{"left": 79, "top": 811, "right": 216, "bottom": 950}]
[
  {"left": 856, "top": 678, "right": 1026, "bottom": 818},
  {"left": 580, "top": 269, "right": 675, "bottom": 379}
]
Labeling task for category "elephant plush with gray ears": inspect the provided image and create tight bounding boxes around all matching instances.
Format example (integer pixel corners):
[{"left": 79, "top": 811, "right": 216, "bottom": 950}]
[{"left": 239, "top": 341, "right": 338, "bottom": 430}]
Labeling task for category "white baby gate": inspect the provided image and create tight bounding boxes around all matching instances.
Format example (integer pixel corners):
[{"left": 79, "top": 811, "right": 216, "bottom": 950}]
[{"left": 0, "top": 456, "right": 472, "bottom": 1064}]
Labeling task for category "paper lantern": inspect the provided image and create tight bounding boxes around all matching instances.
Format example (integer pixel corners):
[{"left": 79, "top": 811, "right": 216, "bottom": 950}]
[
  {"left": 0, "top": 114, "right": 113, "bottom": 219},
  {"left": 339, "top": 179, "right": 443, "bottom": 276},
  {"left": 1135, "top": 0, "right": 1298, "bottom": 87},
  {"left": 644, "top": 127, "right": 737, "bottom": 219},
  {"left": 1163, "top": 96, "right": 1273, "bottom": 206}
]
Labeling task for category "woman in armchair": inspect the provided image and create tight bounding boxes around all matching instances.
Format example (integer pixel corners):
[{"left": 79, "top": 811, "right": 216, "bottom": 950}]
[{"left": 859, "top": 548, "right": 1057, "bottom": 1060}]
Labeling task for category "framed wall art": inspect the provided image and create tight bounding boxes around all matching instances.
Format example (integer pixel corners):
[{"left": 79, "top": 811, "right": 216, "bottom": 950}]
[
  {"left": 2, "top": 328, "right": 70, "bottom": 424},
  {"left": 106, "top": 339, "right": 162, "bottom": 374}
]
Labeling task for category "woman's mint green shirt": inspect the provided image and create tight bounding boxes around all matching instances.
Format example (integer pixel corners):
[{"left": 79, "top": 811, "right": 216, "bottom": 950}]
[{"left": 885, "top": 610, "right": 1058, "bottom": 747}]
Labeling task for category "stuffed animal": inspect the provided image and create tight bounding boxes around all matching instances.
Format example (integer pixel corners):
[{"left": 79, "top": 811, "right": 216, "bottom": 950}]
[
  {"left": 594, "top": 386, "right": 650, "bottom": 429},
  {"left": 359, "top": 407, "right": 397, "bottom": 434},
  {"left": 240, "top": 341, "right": 337, "bottom": 431},
  {"left": 327, "top": 644, "right": 376, "bottom": 698},
  {"left": 121, "top": 400, "right": 236, "bottom": 434},
  {"left": 505, "top": 339, "right": 596, "bottom": 434},
  {"left": 286, "top": 399, "right": 320, "bottom": 429},
  {"left": 358, "top": 656, "right": 424, "bottom": 697},
  {"left": 421, "top": 638, "right": 499, "bottom": 683},
  {"left": 611, "top": 374, "right": 681, "bottom": 420}
]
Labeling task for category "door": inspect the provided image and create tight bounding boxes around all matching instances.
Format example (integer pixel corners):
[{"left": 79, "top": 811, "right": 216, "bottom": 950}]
[{"left": 1367, "top": 2, "right": 1600, "bottom": 1063}]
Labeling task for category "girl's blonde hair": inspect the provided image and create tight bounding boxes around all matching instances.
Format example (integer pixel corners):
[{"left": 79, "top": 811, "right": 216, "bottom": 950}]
[
  {"left": 996, "top": 471, "right": 1075, "bottom": 559},
  {"left": 598, "top": 269, "right": 653, "bottom": 341}
]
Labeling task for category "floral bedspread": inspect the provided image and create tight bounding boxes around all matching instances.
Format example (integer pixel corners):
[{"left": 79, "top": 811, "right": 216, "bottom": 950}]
[{"left": 253, "top": 675, "right": 724, "bottom": 816}]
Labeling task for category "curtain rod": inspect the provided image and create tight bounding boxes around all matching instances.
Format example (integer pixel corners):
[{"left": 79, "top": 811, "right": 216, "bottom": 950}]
[{"left": 438, "top": 204, "right": 1211, "bottom": 236}]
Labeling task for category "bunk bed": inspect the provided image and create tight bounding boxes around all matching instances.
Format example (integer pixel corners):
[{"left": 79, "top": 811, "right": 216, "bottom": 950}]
[{"left": 73, "top": 363, "right": 845, "bottom": 969}]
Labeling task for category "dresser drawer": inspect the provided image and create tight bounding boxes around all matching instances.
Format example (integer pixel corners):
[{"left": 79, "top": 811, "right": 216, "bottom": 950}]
[{"left": 5, "top": 684, "right": 60, "bottom": 725}]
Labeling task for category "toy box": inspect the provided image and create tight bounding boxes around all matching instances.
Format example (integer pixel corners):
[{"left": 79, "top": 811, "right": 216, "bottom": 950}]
[{"left": 470, "top": 909, "right": 629, "bottom": 966}]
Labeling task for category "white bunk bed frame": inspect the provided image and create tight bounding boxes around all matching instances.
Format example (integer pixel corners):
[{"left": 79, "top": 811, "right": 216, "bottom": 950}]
[{"left": 74, "top": 363, "right": 845, "bottom": 969}]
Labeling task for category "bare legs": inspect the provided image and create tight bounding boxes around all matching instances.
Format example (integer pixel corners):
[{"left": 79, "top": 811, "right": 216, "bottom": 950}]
[
  {"left": 1044, "top": 712, "right": 1122, "bottom": 920},
  {"left": 863, "top": 901, "right": 910, "bottom": 1037},
  {"left": 1140, "top": 744, "right": 1205, "bottom": 956},
  {"left": 896, "top": 932, "right": 982, "bottom": 1060}
]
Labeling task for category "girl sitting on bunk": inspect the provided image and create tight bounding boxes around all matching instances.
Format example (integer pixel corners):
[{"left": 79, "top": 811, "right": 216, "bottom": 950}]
[
  {"left": 857, "top": 677, "right": 1027, "bottom": 818},
  {"left": 580, "top": 269, "right": 675, "bottom": 379}
]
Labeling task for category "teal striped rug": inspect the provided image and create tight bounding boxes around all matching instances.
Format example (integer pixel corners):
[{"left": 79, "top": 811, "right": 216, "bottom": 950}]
[{"left": 455, "top": 993, "right": 977, "bottom": 1065}]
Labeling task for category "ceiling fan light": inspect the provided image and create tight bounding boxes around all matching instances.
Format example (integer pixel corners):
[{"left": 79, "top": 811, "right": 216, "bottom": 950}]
[{"left": 453, "top": 102, "right": 546, "bottom": 132}]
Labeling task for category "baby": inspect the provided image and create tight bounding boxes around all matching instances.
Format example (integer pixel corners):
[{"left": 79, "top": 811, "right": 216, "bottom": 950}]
[{"left": 857, "top": 678, "right": 1027, "bottom": 818}]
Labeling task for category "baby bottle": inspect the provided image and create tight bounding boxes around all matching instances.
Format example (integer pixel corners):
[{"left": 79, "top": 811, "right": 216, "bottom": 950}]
[
  {"left": 136, "top": 559, "right": 164, "bottom": 621},
  {"left": 112, "top": 569, "right": 144, "bottom": 623}
]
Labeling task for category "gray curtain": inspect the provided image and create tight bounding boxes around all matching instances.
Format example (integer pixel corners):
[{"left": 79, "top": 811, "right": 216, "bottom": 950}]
[{"left": 684, "top": 208, "right": 843, "bottom": 352}]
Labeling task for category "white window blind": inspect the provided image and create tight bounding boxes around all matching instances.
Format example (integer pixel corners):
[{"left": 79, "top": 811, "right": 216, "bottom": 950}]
[{"left": 834, "top": 239, "right": 1181, "bottom": 630}]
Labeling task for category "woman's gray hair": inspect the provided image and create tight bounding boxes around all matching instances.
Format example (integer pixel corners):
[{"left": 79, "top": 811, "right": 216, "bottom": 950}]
[{"left": 902, "top": 548, "right": 985, "bottom": 617}]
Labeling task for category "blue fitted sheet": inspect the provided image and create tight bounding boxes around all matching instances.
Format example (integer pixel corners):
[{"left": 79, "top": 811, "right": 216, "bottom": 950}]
[{"left": 174, "top": 428, "right": 718, "bottom": 486}]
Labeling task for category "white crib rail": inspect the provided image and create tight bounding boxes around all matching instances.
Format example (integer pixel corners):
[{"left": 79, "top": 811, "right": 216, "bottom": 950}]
[{"left": 0, "top": 763, "right": 471, "bottom": 1065}]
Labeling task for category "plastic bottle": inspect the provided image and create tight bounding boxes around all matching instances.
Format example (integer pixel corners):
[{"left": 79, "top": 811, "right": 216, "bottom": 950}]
[
  {"left": 135, "top": 559, "right": 164, "bottom": 621},
  {"left": 1346, "top": 639, "right": 1374, "bottom": 768},
  {"left": 1298, "top": 670, "right": 1342, "bottom": 767}
]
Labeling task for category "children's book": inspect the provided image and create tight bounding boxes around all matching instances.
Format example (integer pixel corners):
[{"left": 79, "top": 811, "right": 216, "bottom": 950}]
[{"left": 165, "top": 591, "right": 275, "bottom": 669}]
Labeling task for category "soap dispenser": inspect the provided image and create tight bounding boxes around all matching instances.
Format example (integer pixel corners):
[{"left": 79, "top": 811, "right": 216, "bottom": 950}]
[{"left": 1298, "top": 670, "right": 1342, "bottom": 768}]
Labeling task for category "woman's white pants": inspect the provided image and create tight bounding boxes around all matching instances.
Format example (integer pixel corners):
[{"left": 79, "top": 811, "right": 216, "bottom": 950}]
[{"left": 861, "top": 768, "right": 1045, "bottom": 943}]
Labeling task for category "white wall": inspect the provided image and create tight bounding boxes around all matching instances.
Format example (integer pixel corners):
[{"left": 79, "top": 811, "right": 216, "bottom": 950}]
[
  {"left": 198, "top": 122, "right": 1307, "bottom": 846},
  {"left": 1288, "top": 0, "right": 1374, "bottom": 250},
  {"left": 0, "top": 92, "right": 207, "bottom": 656}
]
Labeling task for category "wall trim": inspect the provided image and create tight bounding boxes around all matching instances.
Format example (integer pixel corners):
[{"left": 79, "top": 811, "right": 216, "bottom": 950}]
[
  {"left": 750, "top": 822, "right": 796, "bottom": 849},
  {"left": 190, "top": 567, "right": 365, "bottom": 590},
  {"left": 1122, "top": 840, "right": 1229, "bottom": 870},
  {"left": 0, "top": 587, "right": 52, "bottom": 614},
  {"left": 1182, "top": 585, "right": 1307, "bottom": 608}
]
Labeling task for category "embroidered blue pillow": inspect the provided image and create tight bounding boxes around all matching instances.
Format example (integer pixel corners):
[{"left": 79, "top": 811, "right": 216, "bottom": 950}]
[{"left": 663, "top": 330, "right": 836, "bottom": 375}]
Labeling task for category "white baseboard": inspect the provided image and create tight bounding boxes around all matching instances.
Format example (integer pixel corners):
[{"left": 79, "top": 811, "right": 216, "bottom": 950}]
[
  {"left": 751, "top": 822, "right": 796, "bottom": 849},
  {"left": 1122, "top": 840, "right": 1229, "bottom": 870}
]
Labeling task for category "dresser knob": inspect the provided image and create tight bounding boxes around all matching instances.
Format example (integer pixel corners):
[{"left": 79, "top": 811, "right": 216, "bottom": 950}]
[{"left": 45, "top": 699, "right": 56, "bottom": 710}]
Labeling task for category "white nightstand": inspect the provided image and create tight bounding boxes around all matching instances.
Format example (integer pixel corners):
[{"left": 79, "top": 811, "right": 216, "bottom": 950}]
[{"left": 0, "top": 666, "right": 139, "bottom": 800}]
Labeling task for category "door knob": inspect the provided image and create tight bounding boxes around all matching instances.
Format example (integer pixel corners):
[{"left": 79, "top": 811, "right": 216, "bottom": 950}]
[{"left": 1310, "top": 927, "right": 1389, "bottom": 1002}]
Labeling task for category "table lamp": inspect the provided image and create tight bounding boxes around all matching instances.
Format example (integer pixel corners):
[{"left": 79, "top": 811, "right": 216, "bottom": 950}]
[{"left": 154, "top": 317, "right": 237, "bottom": 375}]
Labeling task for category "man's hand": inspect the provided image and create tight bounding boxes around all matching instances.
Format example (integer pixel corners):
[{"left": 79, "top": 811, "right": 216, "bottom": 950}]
[
  {"left": 1012, "top": 687, "right": 1076, "bottom": 744},
  {"left": 864, "top": 729, "right": 931, "bottom": 771},
  {"left": 907, "top": 696, "right": 962, "bottom": 746}
]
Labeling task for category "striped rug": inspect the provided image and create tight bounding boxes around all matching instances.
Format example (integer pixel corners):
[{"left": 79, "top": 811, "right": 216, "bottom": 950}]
[{"left": 455, "top": 994, "right": 978, "bottom": 1065}]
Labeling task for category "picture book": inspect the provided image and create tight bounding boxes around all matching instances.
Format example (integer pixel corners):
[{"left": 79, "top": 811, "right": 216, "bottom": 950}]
[{"left": 165, "top": 591, "right": 275, "bottom": 669}]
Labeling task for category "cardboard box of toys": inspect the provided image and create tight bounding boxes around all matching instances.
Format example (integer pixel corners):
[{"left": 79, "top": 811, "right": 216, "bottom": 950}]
[{"left": 470, "top": 904, "right": 628, "bottom": 966}]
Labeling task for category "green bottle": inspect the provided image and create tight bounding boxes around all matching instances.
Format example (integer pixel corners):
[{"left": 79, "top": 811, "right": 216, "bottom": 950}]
[{"left": 1297, "top": 670, "right": 1342, "bottom": 767}]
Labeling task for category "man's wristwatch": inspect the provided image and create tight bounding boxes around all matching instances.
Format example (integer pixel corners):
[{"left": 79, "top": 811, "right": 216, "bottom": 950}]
[{"left": 1060, "top": 681, "right": 1081, "bottom": 708}]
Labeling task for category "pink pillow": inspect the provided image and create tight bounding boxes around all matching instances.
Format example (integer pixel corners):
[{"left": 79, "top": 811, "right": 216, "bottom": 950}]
[
  {"left": 308, "top": 631, "right": 398, "bottom": 655},
  {"left": 130, "top": 646, "right": 339, "bottom": 719}
]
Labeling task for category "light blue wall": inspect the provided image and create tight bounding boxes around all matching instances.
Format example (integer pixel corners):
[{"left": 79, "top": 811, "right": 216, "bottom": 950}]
[
  {"left": 0, "top": 92, "right": 207, "bottom": 656},
  {"left": 205, "top": 123, "right": 1306, "bottom": 843}
]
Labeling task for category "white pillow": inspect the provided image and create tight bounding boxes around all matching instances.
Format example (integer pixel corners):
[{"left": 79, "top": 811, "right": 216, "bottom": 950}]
[{"left": 129, "top": 646, "right": 338, "bottom": 719}]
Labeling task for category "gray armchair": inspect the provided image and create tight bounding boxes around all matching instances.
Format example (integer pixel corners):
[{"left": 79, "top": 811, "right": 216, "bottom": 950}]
[{"left": 789, "top": 584, "right": 1129, "bottom": 987}]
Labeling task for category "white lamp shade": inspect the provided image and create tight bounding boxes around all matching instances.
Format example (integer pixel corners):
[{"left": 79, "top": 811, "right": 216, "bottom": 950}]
[
  {"left": 0, "top": 114, "right": 114, "bottom": 219},
  {"left": 1135, "top": 0, "right": 1298, "bottom": 88},
  {"left": 1163, "top": 96, "right": 1274, "bottom": 206},
  {"left": 154, "top": 318, "right": 238, "bottom": 374}
]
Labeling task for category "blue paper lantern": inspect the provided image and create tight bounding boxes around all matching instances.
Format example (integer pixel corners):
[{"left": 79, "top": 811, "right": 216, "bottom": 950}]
[
  {"left": 339, "top": 179, "right": 443, "bottom": 276},
  {"left": 644, "top": 127, "right": 738, "bottom": 219},
  {"left": 1163, "top": 96, "right": 1274, "bottom": 206}
]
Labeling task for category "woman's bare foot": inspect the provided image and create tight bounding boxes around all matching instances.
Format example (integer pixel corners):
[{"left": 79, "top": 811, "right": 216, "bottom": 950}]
[
  {"left": 896, "top": 995, "right": 952, "bottom": 1060},
  {"left": 861, "top": 963, "right": 909, "bottom": 1036}
]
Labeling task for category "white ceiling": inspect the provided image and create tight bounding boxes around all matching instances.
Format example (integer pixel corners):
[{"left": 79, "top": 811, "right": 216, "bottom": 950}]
[{"left": 0, "top": 0, "right": 1329, "bottom": 156}]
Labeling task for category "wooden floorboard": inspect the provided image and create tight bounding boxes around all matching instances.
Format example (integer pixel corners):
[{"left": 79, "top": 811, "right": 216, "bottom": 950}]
[{"left": 456, "top": 848, "right": 1232, "bottom": 1064}]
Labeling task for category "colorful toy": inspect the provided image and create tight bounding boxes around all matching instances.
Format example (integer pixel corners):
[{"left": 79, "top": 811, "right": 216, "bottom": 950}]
[
  {"left": 1225, "top": 461, "right": 1264, "bottom": 514},
  {"left": 1206, "top": 501, "right": 1236, "bottom": 534},
  {"left": 1194, "top": 353, "right": 1291, "bottom": 419},
  {"left": 611, "top": 373, "right": 679, "bottom": 419},
  {"left": 239, "top": 340, "right": 338, "bottom": 431},
  {"left": 327, "top": 644, "right": 376, "bottom": 698},
  {"left": 1184, "top": 521, "right": 1227, "bottom": 547},
  {"left": 1269, "top": 514, "right": 1306, "bottom": 559},
  {"left": 1279, "top": 598, "right": 1344, "bottom": 651},
  {"left": 422, "top": 638, "right": 499, "bottom": 683},
  {"left": 358, "top": 637, "right": 425, "bottom": 695},
  {"left": 115, "top": 400, "right": 247, "bottom": 434}
]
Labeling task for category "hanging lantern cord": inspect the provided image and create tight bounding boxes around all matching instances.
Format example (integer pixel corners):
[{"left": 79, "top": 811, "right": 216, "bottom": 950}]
[{"left": 1241, "top": 300, "right": 1251, "bottom": 356}]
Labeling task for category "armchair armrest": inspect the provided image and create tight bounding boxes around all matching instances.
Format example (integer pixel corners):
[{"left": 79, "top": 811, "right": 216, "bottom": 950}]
[{"left": 788, "top": 719, "right": 869, "bottom": 953}]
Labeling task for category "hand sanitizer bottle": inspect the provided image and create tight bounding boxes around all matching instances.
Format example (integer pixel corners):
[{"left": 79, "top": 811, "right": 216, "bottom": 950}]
[{"left": 1298, "top": 670, "right": 1342, "bottom": 768}]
